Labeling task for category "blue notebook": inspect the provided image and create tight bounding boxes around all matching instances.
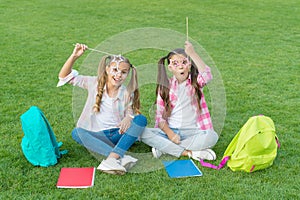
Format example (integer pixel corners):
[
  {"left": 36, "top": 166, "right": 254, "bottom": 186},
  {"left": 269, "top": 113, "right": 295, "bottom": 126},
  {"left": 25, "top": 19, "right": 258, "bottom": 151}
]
[{"left": 163, "top": 159, "right": 203, "bottom": 178}]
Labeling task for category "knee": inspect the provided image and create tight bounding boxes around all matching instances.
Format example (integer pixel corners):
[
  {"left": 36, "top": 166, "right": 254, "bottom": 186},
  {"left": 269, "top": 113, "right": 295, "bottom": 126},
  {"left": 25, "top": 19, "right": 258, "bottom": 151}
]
[
  {"left": 140, "top": 128, "right": 151, "bottom": 140},
  {"left": 206, "top": 129, "right": 219, "bottom": 146},
  {"left": 71, "top": 128, "right": 83, "bottom": 144},
  {"left": 210, "top": 130, "right": 219, "bottom": 141},
  {"left": 133, "top": 114, "right": 147, "bottom": 127},
  {"left": 71, "top": 128, "right": 78, "bottom": 140}
]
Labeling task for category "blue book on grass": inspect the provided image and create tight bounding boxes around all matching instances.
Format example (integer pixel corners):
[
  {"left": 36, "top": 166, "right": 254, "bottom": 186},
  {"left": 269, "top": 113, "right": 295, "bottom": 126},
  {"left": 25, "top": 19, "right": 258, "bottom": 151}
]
[{"left": 163, "top": 159, "right": 202, "bottom": 178}]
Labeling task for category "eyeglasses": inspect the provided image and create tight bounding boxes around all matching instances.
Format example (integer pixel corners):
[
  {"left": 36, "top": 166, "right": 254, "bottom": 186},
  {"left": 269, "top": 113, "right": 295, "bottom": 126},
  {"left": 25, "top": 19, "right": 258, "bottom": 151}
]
[
  {"left": 109, "top": 63, "right": 129, "bottom": 77},
  {"left": 109, "top": 55, "right": 129, "bottom": 77},
  {"left": 169, "top": 58, "right": 190, "bottom": 68}
]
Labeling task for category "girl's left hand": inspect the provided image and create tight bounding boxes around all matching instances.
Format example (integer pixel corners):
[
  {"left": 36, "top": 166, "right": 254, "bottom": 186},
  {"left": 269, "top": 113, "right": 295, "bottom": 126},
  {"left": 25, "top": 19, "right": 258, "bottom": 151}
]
[
  {"left": 167, "top": 132, "right": 181, "bottom": 144},
  {"left": 118, "top": 116, "right": 132, "bottom": 134},
  {"left": 184, "top": 41, "right": 195, "bottom": 56}
]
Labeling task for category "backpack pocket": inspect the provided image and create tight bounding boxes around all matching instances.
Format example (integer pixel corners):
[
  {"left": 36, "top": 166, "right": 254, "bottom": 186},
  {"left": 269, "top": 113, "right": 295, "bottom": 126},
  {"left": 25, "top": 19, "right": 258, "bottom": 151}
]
[{"left": 21, "top": 137, "right": 58, "bottom": 167}]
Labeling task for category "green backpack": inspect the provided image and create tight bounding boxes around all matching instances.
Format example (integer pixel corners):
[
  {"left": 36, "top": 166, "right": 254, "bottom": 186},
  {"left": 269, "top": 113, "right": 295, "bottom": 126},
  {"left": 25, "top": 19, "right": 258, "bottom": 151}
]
[
  {"left": 200, "top": 115, "right": 279, "bottom": 172},
  {"left": 20, "top": 106, "right": 67, "bottom": 167}
]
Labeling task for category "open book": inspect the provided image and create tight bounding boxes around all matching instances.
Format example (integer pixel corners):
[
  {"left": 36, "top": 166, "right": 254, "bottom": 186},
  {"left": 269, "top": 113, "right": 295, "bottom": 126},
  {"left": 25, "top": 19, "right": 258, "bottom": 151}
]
[
  {"left": 56, "top": 167, "right": 95, "bottom": 188},
  {"left": 163, "top": 160, "right": 202, "bottom": 178}
]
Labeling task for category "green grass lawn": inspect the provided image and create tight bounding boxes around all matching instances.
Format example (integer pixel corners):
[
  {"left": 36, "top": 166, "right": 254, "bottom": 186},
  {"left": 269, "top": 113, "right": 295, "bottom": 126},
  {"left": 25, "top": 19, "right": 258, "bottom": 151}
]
[{"left": 1, "top": 0, "right": 299, "bottom": 199}]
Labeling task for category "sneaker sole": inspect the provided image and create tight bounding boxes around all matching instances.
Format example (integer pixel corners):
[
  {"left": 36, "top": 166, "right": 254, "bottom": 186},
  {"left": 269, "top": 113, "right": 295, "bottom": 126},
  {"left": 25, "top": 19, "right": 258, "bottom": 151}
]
[
  {"left": 99, "top": 169, "right": 126, "bottom": 175},
  {"left": 189, "top": 149, "right": 217, "bottom": 161},
  {"left": 97, "top": 160, "right": 127, "bottom": 175},
  {"left": 123, "top": 161, "right": 137, "bottom": 171}
]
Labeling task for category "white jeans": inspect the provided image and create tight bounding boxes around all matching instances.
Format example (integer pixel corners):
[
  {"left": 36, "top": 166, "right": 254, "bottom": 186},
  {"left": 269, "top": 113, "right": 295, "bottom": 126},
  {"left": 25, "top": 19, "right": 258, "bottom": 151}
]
[{"left": 141, "top": 128, "right": 219, "bottom": 157}]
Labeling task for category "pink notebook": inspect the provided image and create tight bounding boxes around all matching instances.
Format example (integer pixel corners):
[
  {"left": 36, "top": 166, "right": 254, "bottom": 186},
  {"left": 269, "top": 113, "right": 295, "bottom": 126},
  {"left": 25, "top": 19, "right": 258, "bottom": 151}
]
[{"left": 56, "top": 167, "right": 95, "bottom": 188}]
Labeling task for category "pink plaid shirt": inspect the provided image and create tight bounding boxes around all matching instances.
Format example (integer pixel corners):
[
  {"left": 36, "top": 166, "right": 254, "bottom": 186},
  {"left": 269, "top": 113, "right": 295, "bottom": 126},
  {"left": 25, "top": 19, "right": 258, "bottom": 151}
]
[{"left": 155, "top": 65, "right": 213, "bottom": 130}]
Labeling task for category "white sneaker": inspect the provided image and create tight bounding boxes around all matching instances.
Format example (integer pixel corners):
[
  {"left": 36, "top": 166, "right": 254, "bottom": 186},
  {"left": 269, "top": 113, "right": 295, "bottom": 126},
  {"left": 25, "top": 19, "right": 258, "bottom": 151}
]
[
  {"left": 152, "top": 147, "right": 163, "bottom": 158},
  {"left": 188, "top": 149, "right": 217, "bottom": 161},
  {"left": 97, "top": 157, "right": 127, "bottom": 175},
  {"left": 120, "top": 155, "right": 138, "bottom": 171}
]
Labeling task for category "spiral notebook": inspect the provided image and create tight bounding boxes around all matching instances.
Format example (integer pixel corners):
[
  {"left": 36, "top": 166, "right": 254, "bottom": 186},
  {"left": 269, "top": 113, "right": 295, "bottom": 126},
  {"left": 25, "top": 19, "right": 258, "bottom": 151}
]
[
  {"left": 163, "top": 160, "right": 202, "bottom": 178},
  {"left": 56, "top": 167, "right": 95, "bottom": 188}
]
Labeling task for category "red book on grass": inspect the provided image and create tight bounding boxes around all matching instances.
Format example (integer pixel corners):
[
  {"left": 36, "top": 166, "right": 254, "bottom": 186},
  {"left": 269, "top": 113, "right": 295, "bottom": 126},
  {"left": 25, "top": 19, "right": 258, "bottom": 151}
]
[{"left": 56, "top": 167, "right": 95, "bottom": 188}]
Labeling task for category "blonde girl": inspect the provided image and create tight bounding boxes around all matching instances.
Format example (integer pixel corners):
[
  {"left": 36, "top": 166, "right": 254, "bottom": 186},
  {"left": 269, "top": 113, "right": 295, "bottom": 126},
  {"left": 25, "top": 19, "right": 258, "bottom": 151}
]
[{"left": 58, "top": 43, "right": 147, "bottom": 175}]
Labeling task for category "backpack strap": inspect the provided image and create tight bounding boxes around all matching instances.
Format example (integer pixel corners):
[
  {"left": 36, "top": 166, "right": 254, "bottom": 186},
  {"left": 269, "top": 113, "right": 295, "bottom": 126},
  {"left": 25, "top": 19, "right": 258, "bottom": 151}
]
[
  {"left": 199, "top": 156, "right": 230, "bottom": 170},
  {"left": 39, "top": 108, "right": 68, "bottom": 158},
  {"left": 199, "top": 127, "right": 239, "bottom": 170},
  {"left": 57, "top": 142, "right": 68, "bottom": 155}
]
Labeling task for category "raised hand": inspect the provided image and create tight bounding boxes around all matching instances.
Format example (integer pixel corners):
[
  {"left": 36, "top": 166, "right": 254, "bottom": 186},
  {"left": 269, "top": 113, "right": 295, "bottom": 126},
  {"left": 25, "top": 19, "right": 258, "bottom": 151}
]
[
  {"left": 184, "top": 41, "right": 195, "bottom": 56},
  {"left": 72, "top": 43, "right": 88, "bottom": 58}
]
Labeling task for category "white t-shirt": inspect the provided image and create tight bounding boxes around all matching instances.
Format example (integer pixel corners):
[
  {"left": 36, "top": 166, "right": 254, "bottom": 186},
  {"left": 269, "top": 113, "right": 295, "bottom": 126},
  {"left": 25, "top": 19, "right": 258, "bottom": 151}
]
[
  {"left": 95, "top": 93, "right": 119, "bottom": 130},
  {"left": 168, "top": 81, "right": 197, "bottom": 129}
]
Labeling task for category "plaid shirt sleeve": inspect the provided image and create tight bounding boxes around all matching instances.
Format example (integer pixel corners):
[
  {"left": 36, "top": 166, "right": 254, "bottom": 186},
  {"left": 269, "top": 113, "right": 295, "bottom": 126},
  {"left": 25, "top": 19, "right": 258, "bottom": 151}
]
[
  {"left": 196, "top": 65, "right": 214, "bottom": 130},
  {"left": 124, "top": 92, "right": 134, "bottom": 117},
  {"left": 71, "top": 74, "right": 92, "bottom": 89},
  {"left": 197, "top": 65, "right": 213, "bottom": 87},
  {"left": 57, "top": 69, "right": 79, "bottom": 87},
  {"left": 197, "top": 95, "right": 213, "bottom": 130},
  {"left": 67, "top": 74, "right": 99, "bottom": 131},
  {"left": 154, "top": 91, "right": 167, "bottom": 128}
]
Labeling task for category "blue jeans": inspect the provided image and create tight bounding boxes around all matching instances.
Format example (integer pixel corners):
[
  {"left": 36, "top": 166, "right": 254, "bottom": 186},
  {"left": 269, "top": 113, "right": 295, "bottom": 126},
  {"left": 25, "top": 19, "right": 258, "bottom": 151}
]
[{"left": 72, "top": 115, "right": 147, "bottom": 158}]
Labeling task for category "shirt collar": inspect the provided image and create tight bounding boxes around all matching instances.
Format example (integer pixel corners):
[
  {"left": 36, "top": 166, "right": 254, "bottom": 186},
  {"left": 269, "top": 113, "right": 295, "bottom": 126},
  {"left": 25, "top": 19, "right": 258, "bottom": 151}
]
[{"left": 103, "top": 84, "right": 126, "bottom": 100}]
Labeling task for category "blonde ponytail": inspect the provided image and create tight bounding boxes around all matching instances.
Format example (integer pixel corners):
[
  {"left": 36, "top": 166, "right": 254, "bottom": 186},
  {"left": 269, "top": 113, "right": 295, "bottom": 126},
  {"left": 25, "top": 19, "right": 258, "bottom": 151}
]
[
  {"left": 93, "top": 55, "right": 110, "bottom": 112},
  {"left": 127, "top": 65, "right": 141, "bottom": 114}
]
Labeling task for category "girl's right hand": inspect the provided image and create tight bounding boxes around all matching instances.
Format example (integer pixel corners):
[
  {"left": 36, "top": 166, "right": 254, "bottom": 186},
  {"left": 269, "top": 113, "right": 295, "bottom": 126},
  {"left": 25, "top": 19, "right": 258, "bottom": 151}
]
[{"left": 72, "top": 43, "right": 88, "bottom": 58}]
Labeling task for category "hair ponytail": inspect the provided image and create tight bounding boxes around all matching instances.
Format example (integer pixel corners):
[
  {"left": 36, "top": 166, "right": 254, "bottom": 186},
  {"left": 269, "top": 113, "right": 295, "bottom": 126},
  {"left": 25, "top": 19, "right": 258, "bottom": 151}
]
[
  {"left": 93, "top": 55, "right": 110, "bottom": 112},
  {"left": 127, "top": 65, "right": 141, "bottom": 114},
  {"left": 190, "top": 63, "right": 202, "bottom": 112},
  {"left": 156, "top": 56, "right": 172, "bottom": 118}
]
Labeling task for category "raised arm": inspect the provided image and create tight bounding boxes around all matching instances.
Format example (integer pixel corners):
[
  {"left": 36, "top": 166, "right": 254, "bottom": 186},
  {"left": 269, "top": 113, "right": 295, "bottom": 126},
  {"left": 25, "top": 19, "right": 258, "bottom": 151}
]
[
  {"left": 184, "top": 41, "right": 207, "bottom": 73},
  {"left": 58, "top": 43, "right": 88, "bottom": 78}
]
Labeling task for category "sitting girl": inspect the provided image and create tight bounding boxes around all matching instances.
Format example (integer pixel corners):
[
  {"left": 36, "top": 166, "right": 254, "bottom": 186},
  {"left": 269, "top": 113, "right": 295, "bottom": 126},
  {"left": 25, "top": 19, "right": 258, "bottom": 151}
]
[
  {"left": 58, "top": 43, "right": 147, "bottom": 175},
  {"left": 141, "top": 41, "right": 218, "bottom": 160}
]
